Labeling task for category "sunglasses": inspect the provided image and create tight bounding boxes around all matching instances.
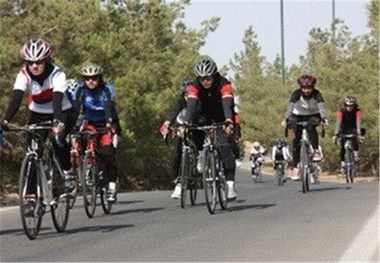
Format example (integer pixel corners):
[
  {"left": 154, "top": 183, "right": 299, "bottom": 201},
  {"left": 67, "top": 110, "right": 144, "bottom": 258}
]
[
  {"left": 26, "top": 60, "right": 45, "bottom": 66},
  {"left": 199, "top": 76, "right": 214, "bottom": 82},
  {"left": 84, "top": 75, "right": 99, "bottom": 81}
]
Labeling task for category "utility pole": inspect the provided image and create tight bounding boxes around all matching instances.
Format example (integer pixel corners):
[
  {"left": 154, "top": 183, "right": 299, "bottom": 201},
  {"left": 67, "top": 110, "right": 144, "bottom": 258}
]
[
  {"left": 280, "top": 0, "right": 285, "bottom": 84},
  {"left": 332, "top": 0, "right": 336, "bottom": 43}
]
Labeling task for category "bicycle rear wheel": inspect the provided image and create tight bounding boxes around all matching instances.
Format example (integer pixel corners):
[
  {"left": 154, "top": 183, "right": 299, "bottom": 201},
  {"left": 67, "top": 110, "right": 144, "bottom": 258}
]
[
  {"left": 19, "top": 155, "right": 43, "bottom": 240},
  {"left": 82, "top": 156, "right": 97, "bottom": 218},
  {"left": 50, "top": 158, "right": 70, "bottom": 232},
  {"left": 203, "top": 150, "right": 217, "bottom": 214}
]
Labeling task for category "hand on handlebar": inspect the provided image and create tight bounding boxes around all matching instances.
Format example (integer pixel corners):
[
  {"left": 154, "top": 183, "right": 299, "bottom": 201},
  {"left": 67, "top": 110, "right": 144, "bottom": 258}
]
[{"left": 223, "top": 119, "right": 234, "bottom": 135}]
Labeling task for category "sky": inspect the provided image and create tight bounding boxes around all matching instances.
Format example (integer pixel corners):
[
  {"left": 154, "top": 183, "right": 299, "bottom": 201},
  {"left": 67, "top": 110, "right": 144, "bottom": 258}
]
[{"left": 183, "top": 0, "right": 371, "bottom": 69}]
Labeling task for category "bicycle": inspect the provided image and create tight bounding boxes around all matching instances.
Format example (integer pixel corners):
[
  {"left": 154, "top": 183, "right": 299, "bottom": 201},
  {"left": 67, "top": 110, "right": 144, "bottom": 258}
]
[
  {"left": 193, "top": 124, "right": 228, "bottom": 214},
  {"left": 78, "top": 128, "right": 113, "bottom": 218},
  {"left": 274, "top": 160, "right": 286, "bottom": 186},
  {"left": 169, "top": 127, "right": 202, "bottom": 208},
  {"left": 338, "top": 134, "right": 357, "bottom": 184},
  {"left": 250, "top": 156, "right": 262, "bottom": 183},
  {"left": 3, "top": 122, "right": 70, "bottom": 240},
  {"left": 286, "top": 121, "right": 324, "bottom": 193}
]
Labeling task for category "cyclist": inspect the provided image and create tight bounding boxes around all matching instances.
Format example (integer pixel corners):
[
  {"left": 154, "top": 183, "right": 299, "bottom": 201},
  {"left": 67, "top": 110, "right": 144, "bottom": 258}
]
[
  {"left": 333, "top": 95, "right": 363, "bottom": 172},
  {"left": 0, "top": 38, "right": 77, "bottom": 193},
  {"left": 271, "top": 139, "right": 291, "bottom": 169},
  {"left": 281, "top": 74, "right": 328, "bottom": 180},
  {"left": 72, "top": 63, "right": 121, "bottom": 202},
  {"left": 181, "top": 57, "right": 237, "bottom": 200},
  {"left": 249, "top": 141, "right": 266, "bottom": 178},
  {"left": 160, "top": 79, "right": 206, "bottom": 199}
]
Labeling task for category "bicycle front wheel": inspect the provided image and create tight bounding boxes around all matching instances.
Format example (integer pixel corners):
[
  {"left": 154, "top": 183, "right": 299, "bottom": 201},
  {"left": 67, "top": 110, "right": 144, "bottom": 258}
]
[
  {"left": 50, "top": 157, "right": 70, "bottom": 232},
  {"left": 180, "top": 150, "right": 190, "bottom": 209},
  {"left": 99, "top": 181, "right": 112, "bottom": 214},
  {"left": 19, "top": 154, "right": 43, "bottom": 240},
  {"left": 344, "top": 150, "right": 355, "bottom": 184},
  {"left": 82, "top": 156, "right": 97, "bottom": 218},
  {"left": 189, "top": 149, "right": 199, "bottom": 206},
  {"left": 300, "top": 143, "right": 309, "bottom": 193},
  {"left": 203, "top": 150, "right": 217, "bottom": 214},
  {"left": 276, "top": 164, "right": 285, "bottom": 186}
]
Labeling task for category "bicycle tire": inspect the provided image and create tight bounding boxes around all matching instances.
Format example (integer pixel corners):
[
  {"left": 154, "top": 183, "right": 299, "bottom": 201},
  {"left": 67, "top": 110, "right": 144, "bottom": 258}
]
[
  {"left": 300, "top": 143, "right": 309, "bottom": 193},
  {"left": 216, "top": 153, "right": 228, "bottom": 210},
  {"left": 50, "top": 157, "right": 70, "bottom": 232},
  {"left": 276, "top": 163, "right": 284, "bottom": 186},
  {"left": 100, "top": 184, "right": 112, "bottom": 214},
  {"left": 82, "top": 155, "right": 97, "bottom": 218},
  {"left": 180, "top": 149, "right": 189, "bottom": 209},
  {"left": 203, "top": 150, "right": 217, "bottom": 214},
  {"left": 345, "top": 150, "right": 355, "bottom": 184},
  {"left": 189, "top": 148, "right": 198, "bottom": 206},
  {"left": 19, "top": 154, "right": 43, "bottom": 240}
]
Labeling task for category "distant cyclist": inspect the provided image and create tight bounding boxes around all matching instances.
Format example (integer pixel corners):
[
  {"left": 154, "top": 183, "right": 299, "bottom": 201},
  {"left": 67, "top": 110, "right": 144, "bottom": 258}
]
[
  {"left": 271, "top": 139, "right": 291, "bottom": 169},
  {"left": 250, "top": 141, "right": 266, "bottom": 178},
  {"left": 281, "top": 74, "right": 328, "bottom": 180},
  {"left": 72, "top": 63, "right": 121, "bottom": 202},
  {"left": 333, "top": 95, "right": 364, "bottom": 172}
]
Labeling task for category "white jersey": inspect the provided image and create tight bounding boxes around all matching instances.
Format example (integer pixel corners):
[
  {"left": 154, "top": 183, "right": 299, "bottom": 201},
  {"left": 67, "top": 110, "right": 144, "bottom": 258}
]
[
  {"left": 271, "top": 145, "right": 291, "bottom": 161},
  {"left": 13, "top": 65, "right": 72, "bottom": 114}
]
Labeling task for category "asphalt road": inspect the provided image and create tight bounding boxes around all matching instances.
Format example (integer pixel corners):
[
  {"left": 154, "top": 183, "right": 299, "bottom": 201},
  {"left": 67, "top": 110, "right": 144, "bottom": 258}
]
[{"left": 0, "top": 162, "right": 378, "bottom": 262}]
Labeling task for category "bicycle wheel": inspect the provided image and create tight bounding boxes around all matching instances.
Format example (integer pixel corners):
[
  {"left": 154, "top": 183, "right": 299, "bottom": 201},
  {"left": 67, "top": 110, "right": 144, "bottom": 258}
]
[
  {"left": 50, "top": 157, "right": 70, "bottom": 232},
  {"left": 180, "top": 149, "right": 190, "bottom": 208},
  {"left": 203, "top": 150, "right": 217, "bottom": 214},
  {"left": 82, "top": 155, "right": 97, "bottom": 218},
  {"left": 99, "top": 178, "right": 112, "bottom": 214},
  {"left": 19, "top": 155, "right": 43, "bottom": 240},
  {"left": 188, "top": 148, "right": 198, "bottom": 206},
  {"left": 344, "top": 150, "right": 354, "bottom": 184},
  {"left": 276, "top": 163, "right": 284, "bottom": 186},
  {"left": 300, "top": 143, "right": 309, "bottom": 193},
  {"left": 216, "top": 153, "right": 228, "bottom": 210}
]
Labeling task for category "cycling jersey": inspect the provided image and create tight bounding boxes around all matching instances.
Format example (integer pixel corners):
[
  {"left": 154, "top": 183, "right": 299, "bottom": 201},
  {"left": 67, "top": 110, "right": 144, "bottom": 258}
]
[
  {"left": 285, "top": 88, "right": 327, "bottom": 119},
  {"left": 73, "top": 81, "right": 117, "bottom": 124},
  {"left": 184, "top": 74, "right": 234, "bottom": 124},
  {"left": 334, "top": 108, "right": 362, "bottom": 135},
  {"left": 13, "top": 63, "right": 72, "bottom": 114}
]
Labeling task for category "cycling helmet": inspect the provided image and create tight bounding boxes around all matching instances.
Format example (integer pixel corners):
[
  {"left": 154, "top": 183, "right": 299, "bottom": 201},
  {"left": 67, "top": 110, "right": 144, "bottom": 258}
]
[
  {"left": 297, "top": 74, "right": 317, "bottom": 88},
  {"left": 344, "top": 95, "right": 356, "bottom": 106},
  {"left": 66, "top": 79, "right": 78, "bottom": 94},
  {"left": 20, "top": 38, "right": 51, "bottom": 62},
  {"left": 253, "top": 141, "right": 260, "bottom": 148},
  {"left": 180, "top": 79, "right": 192, "bottom": 94},
  {"left": 193, "top": 57, "right": 218, "bottom": 77},
  {"left": 80, "top": 63, "right": 103, "bottom": 76},
  {"left": 276, "top": 139, "right": 284, "bottom": 148}
]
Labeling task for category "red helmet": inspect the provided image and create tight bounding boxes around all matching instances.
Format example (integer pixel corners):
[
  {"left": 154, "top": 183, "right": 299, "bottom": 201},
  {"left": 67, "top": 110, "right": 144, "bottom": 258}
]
[
  {"left": 297, "top": 75, "right": 317, "bottom": 88},
  {"left": 20, "top": 38, "right": 51, "bottom": 62}
]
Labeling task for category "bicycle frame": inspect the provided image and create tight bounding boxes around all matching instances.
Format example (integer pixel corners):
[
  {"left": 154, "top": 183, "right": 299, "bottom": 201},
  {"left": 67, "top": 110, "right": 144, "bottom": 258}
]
[{"left": 274, "top": 160, "right": 286, "bottom": 186}]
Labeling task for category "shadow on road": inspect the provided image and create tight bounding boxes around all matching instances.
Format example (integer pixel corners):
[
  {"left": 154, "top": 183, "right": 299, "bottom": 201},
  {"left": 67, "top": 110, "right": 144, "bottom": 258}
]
[
  {"left": 228, "top": 203, "right": 276, "bottom": 212},
  {"left": 308, "top": 186, "right": 352, "bottom": 192},
  {"left": 111, "top": 207, "right": 165, "bottom": 215}
]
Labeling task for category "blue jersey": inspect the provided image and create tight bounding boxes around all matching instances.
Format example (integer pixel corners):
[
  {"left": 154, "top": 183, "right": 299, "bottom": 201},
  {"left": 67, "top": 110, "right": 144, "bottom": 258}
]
[{"left": 73, "top": 81, "right": 117, "bottom": 123}]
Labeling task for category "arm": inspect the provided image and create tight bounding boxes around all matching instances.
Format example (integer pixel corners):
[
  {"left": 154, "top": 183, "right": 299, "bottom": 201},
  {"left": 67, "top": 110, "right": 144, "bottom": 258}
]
[
  {"left": 184, "top": 85, "right": 199, "bottom": 124},
  {"left": 3, "top": 90, "right": 24, "bottom": 122},
  {"left": 314, "top": 90, "right": 328, "bottom": 120},
  {"left": 334, "top": 111, "right": 342, "bottom": 135},
  {"left": 356, "top": 110, "right": 362, "bottom": 135},
  {"left": 221, "top": 84, "right": 234, "bottom": 121}
]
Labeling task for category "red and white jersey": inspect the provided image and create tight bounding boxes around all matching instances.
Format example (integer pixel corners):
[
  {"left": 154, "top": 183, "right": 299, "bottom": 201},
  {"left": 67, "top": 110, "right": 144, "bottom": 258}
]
[{"left": 13, "top": 65, "right": 72, "bottom": 114}]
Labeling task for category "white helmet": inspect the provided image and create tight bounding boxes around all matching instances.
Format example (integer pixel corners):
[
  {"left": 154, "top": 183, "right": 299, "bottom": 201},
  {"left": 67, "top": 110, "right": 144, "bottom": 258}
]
[
  {"left": 20, "top": 38, "right": 51, "bottom": 62},
  {"left": 193, "top": 57, "right": 218, "bottom": 77},
  {"left": 66, "top": 79, "right": 78, "bottom": 94},
  {"left": 80, "top": 63, "right": 103, "bottom": 76},
  {"left": 253, "top": 141, "right": 260, "bottom": 148}
]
